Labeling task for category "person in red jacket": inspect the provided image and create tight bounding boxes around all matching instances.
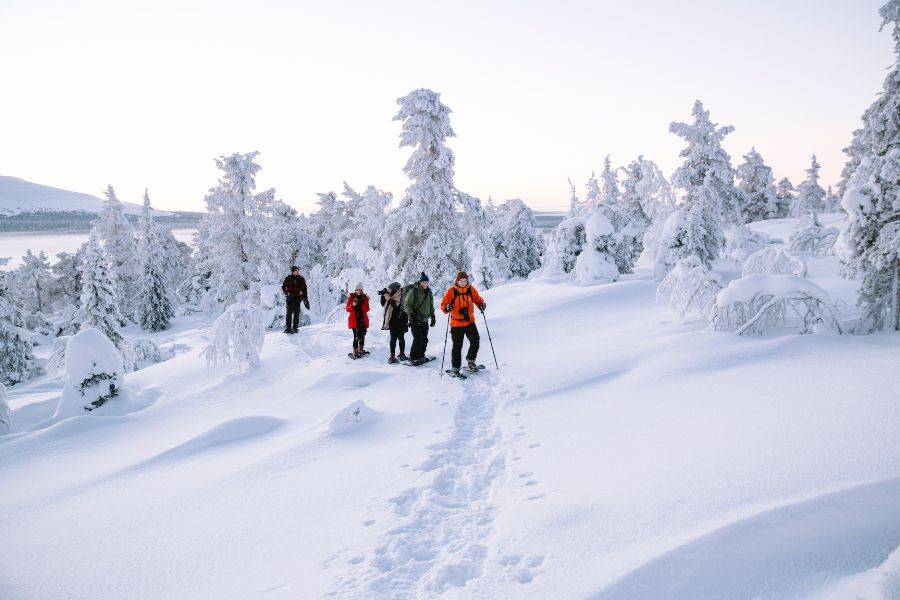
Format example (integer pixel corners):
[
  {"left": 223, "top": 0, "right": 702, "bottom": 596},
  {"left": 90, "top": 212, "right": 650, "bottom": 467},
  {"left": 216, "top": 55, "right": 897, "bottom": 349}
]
[
  {"left": 440, "top": 271, "right": 486, "bottom": 374},
  {"left": 346, "top": 283, "right": 370, "bottom": 358}
]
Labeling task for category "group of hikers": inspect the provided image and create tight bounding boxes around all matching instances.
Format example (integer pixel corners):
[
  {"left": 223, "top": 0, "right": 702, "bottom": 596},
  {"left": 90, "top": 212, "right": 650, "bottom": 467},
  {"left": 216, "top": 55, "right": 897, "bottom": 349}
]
[{"left": 281, "top": 267, "right": 487, "bottom": 376}]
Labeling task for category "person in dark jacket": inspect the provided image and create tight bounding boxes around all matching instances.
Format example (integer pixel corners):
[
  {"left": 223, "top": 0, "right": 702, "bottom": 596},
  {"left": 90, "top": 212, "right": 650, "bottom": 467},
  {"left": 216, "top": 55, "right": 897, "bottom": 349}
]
[
  {"left": 346, "top": 283, "right": 370, "bottom": 357},
  {"left": 281, "top": 266, "right": 309, "bottom": 333},
  {"left": 380, "top": 281, "right": 409, "bottom": 363},
  {"left": 404, "top": 272, "right": 436, "bottom": 365}
]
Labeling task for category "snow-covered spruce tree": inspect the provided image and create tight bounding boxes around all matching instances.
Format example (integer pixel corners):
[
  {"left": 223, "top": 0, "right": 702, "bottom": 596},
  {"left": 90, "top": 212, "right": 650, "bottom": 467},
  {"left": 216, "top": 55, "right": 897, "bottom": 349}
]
[
  {"left": 792, "top": 155, "right": 826, "bottom": 217},
  {"left": 547, "top": 217, "right": 586, "bottom": 275},
  {"left": 838, "top": 0, "right": 900, "bottom": 331},
  {"left": 618, "top": 156, "right": 666, "bottom": 226},
  {"left": 383, "top": 89, "right": 466, "bottom": 287},
  {"left": 584, "top": 171, "right": 601, "bottom": 209},
  {"left": 76, "top": 231, "right": 128, "bottom": 363},
  {"left": 13, "top": 249, "right": 52, "bottom": 314},
  {"left": 196, "top": 152, "right": 275, "bottom": 308},
  {"left": 774, "top": 177, "right": 795, "bottom": 219},
  {"left": 658, "top": 101, "right": 738, "bottom": 275},
  {"left": 736, "top": 148, "right": 778, "bottom": 222},
  {"left": 201, "top": 292, "right": 266, "bottom": 369},
  {"left": 497, "top": 198, "right": 544, "bottom": 278},
  {"left": 838, "top": 122, "right": 870, "bottom": 199},
  {"left": 136, "top": 190, "right": 174, "bottom": 332},
  {"left": 567, "top": 178, "right": 582, "bottom": 217},
  {"left": 335, "top": 183, "right": 393, "bottom": 292},
  {"left": 670, "top": 100, "right": 745, "bottom": 227},
  {"left": 0, "top": 382, "right": 9, "bottom": 433},
  {"left": 823, "top": 186, "right": 841, "bottom": 212},
  {"left": 599, "top": 155, "right": 620, "bottom": 206},
  {"left": 94, "top": 185, "right": 137, "bottom": 319},
  {"left": 307, "top": 191, "right": 350, "bottom": 279},
  {"left": 723, "top": 224, "right": 771, "bottom": 264},
  {"left": 0, "top": 260, "right": 39, "bottom": 386},
  {"left": 458, "top": 191, "right": 506, "bottom": 288},
  {"left": 789, "top": 212, "right": 839, "bottom": 256}
]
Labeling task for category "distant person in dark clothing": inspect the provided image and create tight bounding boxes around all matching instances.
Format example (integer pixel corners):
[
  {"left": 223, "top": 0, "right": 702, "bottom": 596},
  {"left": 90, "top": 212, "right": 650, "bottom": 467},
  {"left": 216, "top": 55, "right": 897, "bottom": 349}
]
[{"left": 281, "top": 266, "right": 309, "bottom": 334}]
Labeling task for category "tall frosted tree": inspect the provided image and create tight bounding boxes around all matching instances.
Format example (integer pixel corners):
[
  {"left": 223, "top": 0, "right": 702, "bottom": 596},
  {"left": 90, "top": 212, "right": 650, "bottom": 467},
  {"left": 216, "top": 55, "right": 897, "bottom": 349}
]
[
  {"left": 13, "top": 249, "right": 52, "bottom": 314},
  {"left": 383, "top": 89, "right": 466, "bottom": 287},
  {"left": 793, "top": 155, "right": 826, "bottom": 217},
  {"left": 567, "top": 178, "right": 581, "bottom": 217},
  {"left": 196, "top": 151, "right": 275, "bottom": 307},
  {"left": 94, "top": 185, "right": 137, "bottom": 319},
  {"left": 774, "top": 177, "right": 795, "bottom": 219},
  {"left": 585, "top": 171, "right": 601, "bottom": 208},
  {"left": 664, "top": 100, "right": 742, "bottom": 268},
  {"left": 839, "top": 0, "right": 900, "bottom": 331},
  {"left": 136, "top": 190, "right": 174, "bottom": 331},
  {"left": 599, "top": 155, "right": 620, "bottom": 206},
  {"left": 76, "top": 231, "right": 125, "bottom": 351},
  {"left": 736, "top": 148, "right": 778, "bottom": 222}
]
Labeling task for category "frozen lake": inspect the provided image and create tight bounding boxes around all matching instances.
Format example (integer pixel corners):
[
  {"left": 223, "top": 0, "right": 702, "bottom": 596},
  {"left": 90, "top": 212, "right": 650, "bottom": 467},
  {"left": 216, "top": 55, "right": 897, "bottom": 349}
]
[{"left": 0, "top": 229, "right": 196, "bottom": 267}]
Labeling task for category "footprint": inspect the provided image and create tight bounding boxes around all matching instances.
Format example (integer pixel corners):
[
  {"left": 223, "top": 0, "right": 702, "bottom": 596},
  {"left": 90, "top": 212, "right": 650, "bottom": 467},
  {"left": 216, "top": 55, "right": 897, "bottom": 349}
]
[
  {"left": 400, "top": 463, "right": 409, "bottom": 468},
  {"left": 515, "top": 569, "right": 533, "bottom": 584},
  {"left": 527, "top": 493, "right": 546, "bottom": 501},
  {"left": 513, "top": 412, "right": 522, "bottom": 417},
  {"left": 405, "top": 434, "right": 415, "bottom": 439},
  {"left": 516, "top": 383, "right": 525, "bottom": 389},
  {"left": 349, "top": 556, "right": 365, "bottom": 565},
  {"left": 519, "top": 391, "right": 528, "bottom": 398},
  {"left": 518, "top": 472, "right": 533, "bottom": 478},
  {"left": 525, "top": 480, "right": 538, "bottom": 486},
  {"left": 362, "top": 519, "right": 376, "bottom": 527},
  {"left": 528, "top": 443, "right": 541, "bottom": 449},
  {"left": 499, "top": 554, "right": 521, "bottom": 566},
  {"left": 527, "top": 555, "right": 544, "bottom": 568}
]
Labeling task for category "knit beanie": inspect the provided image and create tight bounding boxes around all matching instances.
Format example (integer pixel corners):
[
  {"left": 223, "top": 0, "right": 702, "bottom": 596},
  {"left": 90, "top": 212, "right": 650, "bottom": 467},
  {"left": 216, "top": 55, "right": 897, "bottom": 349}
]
[{"left": 419, "top": 272, "right": 429, "bottom": 283}]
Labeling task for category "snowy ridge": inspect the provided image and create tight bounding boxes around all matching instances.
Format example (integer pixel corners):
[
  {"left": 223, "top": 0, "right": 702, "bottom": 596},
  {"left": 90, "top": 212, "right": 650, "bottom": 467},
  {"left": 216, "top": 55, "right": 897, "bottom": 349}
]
[{"left": 0, "top": 175, "right": 145, "bottom": 216}]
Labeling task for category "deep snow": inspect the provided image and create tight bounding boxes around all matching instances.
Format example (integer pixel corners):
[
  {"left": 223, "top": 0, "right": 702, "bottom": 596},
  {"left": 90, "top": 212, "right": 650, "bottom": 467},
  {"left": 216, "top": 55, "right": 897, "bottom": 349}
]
[{"left": 1, "top": 214, "right": 899, "bottom": 599}]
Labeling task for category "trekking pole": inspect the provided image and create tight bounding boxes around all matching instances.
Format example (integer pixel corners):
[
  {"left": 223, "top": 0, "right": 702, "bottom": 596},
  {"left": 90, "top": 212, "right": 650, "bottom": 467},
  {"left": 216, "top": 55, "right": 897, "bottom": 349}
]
[
  {"left": 480, "top": 307, "right": 499, "bottom": 370},
  {"left": 439, "top": 313, "right": 451, "bottom": 377}
]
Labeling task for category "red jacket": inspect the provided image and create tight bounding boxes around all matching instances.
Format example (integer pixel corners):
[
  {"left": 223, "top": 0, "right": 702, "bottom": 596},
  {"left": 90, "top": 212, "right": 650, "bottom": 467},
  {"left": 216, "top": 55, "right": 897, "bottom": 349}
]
[{"left": 346, "top": 294, "right": 370, "bottom": 329}]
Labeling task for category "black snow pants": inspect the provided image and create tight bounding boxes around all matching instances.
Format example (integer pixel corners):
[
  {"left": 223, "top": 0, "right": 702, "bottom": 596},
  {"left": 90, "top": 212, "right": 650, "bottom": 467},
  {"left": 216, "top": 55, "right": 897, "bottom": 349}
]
[
  {"left": 285, "top": 297, "right": 302, "bottom": 331},
  {"left": 409, "top": 321, "right": 429, "bottom": 360},
  {"left": 352, "top": 326, "right": 367, "bottom": 350},
  {"left": 389, "top": 327, "right": 406, "bottom": 356},
  {"left": 450, "top": 323, "right": 480, "bottom": 369}
]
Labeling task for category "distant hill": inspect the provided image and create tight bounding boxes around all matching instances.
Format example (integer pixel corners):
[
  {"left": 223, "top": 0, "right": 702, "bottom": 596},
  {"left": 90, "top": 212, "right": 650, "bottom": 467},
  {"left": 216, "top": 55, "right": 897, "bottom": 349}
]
[
  {"left": 0, "top": 175, "right": 202, "bottom": 232},
  {"left": 0, "top": 175, "right": 146, "bottom": 216}
]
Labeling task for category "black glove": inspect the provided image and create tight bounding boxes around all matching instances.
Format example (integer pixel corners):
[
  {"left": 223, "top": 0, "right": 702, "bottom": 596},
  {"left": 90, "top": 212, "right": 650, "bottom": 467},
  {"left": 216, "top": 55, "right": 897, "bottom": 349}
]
[
  {"left": 304, "top": 299, "right": 310, "bottom": 310},
  {"left": 443, "top": 304, "right": 453, "bottom": 312},
  {"left": 430, "top": 314, "right": 436, "bottom": 327}
]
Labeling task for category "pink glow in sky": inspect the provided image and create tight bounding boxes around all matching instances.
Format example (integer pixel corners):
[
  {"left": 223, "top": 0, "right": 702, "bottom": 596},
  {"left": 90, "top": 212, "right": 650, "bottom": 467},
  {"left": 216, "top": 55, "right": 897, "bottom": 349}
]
[{"left": 0, "top": 0, "right": 891, "bottom": 212}]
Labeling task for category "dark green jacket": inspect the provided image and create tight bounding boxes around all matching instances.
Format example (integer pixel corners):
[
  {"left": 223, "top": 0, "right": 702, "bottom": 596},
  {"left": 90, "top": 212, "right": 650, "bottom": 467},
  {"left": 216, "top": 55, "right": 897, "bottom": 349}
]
[{"left": 404, "top": 283, "right": 435, "bottom": 324}]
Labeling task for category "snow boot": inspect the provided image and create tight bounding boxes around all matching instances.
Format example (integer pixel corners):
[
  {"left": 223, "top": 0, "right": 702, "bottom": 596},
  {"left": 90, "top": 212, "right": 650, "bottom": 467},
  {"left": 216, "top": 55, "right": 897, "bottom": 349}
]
[
  {"left": 398, "top": 353, "right": 410, "bottom": 362},
  {"left": 388, "top": 354, "right": 398, "bottom": 364},
  {"left": 446, "top": 368, "right": 467, "bottom": 379},
  {"left": 467, "top": 359, "right": 478, "bottom": 371}
]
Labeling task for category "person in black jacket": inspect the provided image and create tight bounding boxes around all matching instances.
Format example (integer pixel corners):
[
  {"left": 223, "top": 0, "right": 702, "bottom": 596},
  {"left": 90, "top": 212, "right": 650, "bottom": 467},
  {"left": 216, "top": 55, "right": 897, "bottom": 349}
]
[
  {"left": 281, "top": 266, "right": 309, "bottom": 333},
  {"left": 380, "top": 281, "right": 409, "bottom": 363}
]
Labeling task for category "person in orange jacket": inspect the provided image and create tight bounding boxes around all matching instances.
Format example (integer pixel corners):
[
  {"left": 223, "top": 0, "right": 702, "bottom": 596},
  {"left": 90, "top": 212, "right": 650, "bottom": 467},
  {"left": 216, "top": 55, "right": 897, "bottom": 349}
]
[{"left": 440, "top": 271, "right": 486, "bottom": 374}]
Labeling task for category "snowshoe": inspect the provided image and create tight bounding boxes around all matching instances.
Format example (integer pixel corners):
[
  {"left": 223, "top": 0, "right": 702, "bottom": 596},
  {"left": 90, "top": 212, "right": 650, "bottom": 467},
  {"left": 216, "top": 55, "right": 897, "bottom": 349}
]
[
  {"left": 398, "top": 354, "right": 410, "bottom": 362},
  {"left": 406, "top": 356, "right": 436, "bottom": 367},
  {"left": 466, "top": 362, "right": 486, "bottom": 372},
  {"left": 445, "top": 369, "right": 467, "bottom": 379}
]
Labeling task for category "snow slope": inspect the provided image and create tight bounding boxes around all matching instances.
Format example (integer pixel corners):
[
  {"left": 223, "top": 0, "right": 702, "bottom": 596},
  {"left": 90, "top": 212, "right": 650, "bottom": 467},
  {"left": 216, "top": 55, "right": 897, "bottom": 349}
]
[
  {"left": 0, "top": 175, "right": 144, "bottom": 215},
  {"left": 1, "top": 216, "right": 899, "bottom": 599}
]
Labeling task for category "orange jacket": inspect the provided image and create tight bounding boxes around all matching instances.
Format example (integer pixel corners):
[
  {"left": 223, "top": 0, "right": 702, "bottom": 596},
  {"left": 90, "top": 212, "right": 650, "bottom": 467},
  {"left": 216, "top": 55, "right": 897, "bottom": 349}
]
[{"left": 441, "top": 284, "right": 484, "bottom": 328}]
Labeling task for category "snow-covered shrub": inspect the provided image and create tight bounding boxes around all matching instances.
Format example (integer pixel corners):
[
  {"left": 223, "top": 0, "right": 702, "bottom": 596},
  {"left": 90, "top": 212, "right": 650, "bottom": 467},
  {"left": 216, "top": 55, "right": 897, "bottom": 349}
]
[
  {"left": 328, "top": 400, "right": 377, "bottom": 435},
  {"left": 723, "top": 224, "right": 771, "bottom": 263},
  {"left": 547, "top": 216, "right": 585, "bottom": 274},
  {"left": 656, "top": 256, "right": 723, "bottom": 320},
  {"left": 131, "top": 337, "right": 163, "bottom": 367},
  {"left": 597, "top": 204, "right": 643, "bottom": 274},
  {"left": 201, "top": 296, "right": 266, "bottom": 368},
  {"left": 306, "top": 264, "right": 340, "bottom": 321},
  {"left": 650, "top": 208, "right": 686, "bottom": 279},
  {"left": 712, "top": 274, "right": 841, "bottom": 335},
  {"left": 0, "top": 382, "right": 9, "bottom": 433},
  {"left": 788, "top": 213, "right": 838, "bottom": 256},
  {"left": 575, "top": 211, "right": 620, "bottom": 284},
  {"left": 497, "top": 198, "right": 544, "bottom": 278},
  {"left": 54, "top": 327, "right": 124, "bottom": 418},
  {"left": 742, "top": 247, "right": 807, "bottom": 278}
]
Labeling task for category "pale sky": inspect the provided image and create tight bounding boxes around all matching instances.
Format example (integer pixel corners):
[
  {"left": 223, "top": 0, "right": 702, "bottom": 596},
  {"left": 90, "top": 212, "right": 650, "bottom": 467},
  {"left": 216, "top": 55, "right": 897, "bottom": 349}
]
[{"left": 0, "top": 0, "right": 892, "bottom": 213}]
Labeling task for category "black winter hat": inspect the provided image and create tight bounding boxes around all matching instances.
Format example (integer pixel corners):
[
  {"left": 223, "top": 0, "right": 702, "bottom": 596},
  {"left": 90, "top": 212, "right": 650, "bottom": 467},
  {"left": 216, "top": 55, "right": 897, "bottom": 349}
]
[
  {"left": 419, "top": 272, "right": 429, "bottom": 282},
  {"left": 290, "top": 266, "right": 299, "bottom": 272},
  {"left": 388, "top": 282, "right": 401, "bottom": 292}
]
